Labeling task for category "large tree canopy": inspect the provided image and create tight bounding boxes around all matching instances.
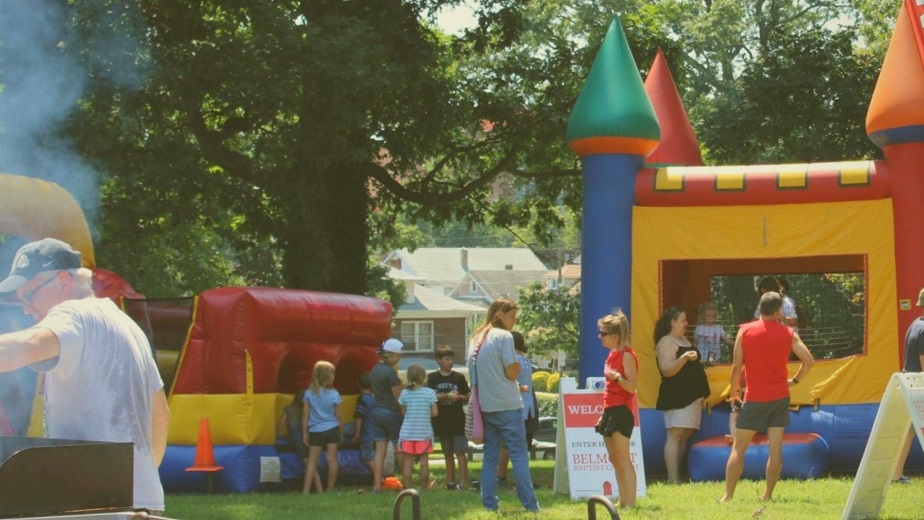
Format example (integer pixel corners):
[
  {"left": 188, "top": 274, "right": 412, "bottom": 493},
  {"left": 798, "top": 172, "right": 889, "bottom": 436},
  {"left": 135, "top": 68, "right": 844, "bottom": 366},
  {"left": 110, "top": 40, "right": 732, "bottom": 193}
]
[{"left": 0, "top": 0, "right": 892, "bottom": 298}]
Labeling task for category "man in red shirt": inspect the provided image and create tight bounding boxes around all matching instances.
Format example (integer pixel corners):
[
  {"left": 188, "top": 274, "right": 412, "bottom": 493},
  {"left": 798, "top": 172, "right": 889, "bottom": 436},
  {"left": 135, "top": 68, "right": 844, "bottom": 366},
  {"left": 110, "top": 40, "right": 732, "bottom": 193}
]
[{"left": 720, "top": 291, "right": 814, "bottom": 503}]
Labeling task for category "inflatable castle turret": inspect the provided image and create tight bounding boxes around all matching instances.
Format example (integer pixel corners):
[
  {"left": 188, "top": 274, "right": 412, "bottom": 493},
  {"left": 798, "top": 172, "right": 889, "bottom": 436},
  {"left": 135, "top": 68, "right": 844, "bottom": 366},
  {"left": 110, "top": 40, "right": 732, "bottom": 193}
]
[
  {"left": 566, "top": 18, "right": 659, "bottom": 380},
  {"left": 570, "top": 1, "right": 924, "bottom": 478},
  {"left": 643, "top": 49, "right": 703, "bottom": 169},
  {"left": 866, "top": 0, "right": 924, "bottom": 359}
]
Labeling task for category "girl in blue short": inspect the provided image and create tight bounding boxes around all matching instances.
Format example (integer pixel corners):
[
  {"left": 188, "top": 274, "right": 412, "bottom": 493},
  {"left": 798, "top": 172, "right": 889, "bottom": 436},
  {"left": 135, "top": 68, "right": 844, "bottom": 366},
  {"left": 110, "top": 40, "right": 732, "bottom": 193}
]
[
  {"left": 397, "top": 363, "right": 438, "bottom": 490},
  {"left": 302, "top": 361, "right": 342, "bottom": 494}
]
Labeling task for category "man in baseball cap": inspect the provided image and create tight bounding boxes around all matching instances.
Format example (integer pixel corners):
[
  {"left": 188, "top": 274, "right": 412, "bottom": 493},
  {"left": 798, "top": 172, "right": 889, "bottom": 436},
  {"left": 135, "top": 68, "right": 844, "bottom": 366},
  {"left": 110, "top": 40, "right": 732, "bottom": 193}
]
[
  {"left": 0, "top": 238, "right": 82, "bottom": 296},
  {"left": 0, "top": 237, "right": 169, "bottom": 513}
]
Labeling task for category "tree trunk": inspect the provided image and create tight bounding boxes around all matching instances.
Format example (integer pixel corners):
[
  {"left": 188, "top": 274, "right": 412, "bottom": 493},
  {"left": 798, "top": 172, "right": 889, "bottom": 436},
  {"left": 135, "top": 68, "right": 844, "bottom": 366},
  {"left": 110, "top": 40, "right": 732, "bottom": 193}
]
[{"left": 280, "top": 160, "right": 369, "bottom": 295}]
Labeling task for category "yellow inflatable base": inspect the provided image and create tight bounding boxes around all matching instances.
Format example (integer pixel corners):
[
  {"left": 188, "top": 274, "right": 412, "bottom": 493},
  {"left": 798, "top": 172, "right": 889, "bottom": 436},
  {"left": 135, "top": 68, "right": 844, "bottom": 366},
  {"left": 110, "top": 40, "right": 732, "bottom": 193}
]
[{"left": 168, "top": 392, "right": 359, "bottom": 446}]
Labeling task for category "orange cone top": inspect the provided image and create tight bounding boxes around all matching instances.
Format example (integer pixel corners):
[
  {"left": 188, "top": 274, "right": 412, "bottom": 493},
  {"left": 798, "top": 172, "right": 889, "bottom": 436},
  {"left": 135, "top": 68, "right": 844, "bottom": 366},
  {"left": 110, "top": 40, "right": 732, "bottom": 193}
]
[{"left": 866, "top": 1, "right": 924, "bottom": 147}]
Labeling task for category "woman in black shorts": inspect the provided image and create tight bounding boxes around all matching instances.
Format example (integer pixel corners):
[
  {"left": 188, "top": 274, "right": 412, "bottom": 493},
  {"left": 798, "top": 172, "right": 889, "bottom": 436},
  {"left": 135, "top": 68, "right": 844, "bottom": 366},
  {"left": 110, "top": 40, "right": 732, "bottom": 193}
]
[{"left": 594, "top": 309, "right": 639, "bottom": 508}]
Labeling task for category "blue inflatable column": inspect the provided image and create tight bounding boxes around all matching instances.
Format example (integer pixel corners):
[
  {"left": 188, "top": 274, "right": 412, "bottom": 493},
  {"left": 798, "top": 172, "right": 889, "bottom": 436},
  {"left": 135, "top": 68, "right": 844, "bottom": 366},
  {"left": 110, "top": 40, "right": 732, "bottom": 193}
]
[
  {"left": 578, "top": 155, "right": 643, "bottom": 384},
  {"left": 566, "top": 17, "right": 660, "bottom": 386}
]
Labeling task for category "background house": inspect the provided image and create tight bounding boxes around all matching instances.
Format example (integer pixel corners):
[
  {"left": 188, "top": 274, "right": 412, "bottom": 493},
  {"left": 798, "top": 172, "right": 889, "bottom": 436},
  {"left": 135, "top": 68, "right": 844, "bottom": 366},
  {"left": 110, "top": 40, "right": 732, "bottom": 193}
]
[
  {"left": 386, "top": 267, "right": 484, "bottom": 361},
  {"left": 383, "top": 247, "right": 550, "bottom": 294},
  {"left": 544, "top": 262, "right": 581, "bottom": 291},
  {"left": 450, "top": 269, "right": 549, "bottom": 306},
  {"left": 383, "top": 247, "right": 551, "bottom": 353}
]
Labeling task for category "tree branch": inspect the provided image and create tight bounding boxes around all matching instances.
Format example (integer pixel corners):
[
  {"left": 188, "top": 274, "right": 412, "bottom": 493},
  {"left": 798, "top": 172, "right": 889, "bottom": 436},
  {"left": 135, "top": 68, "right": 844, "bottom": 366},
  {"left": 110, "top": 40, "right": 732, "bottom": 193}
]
[
  {"left": 509, "top": 168, "right": 580, "bottom": 179},
  {"left": 185, "top": 101, "right": 264, "bottom": 187},
  {"left": 366, "top": 149, "right": 518, "bottom": 205}
]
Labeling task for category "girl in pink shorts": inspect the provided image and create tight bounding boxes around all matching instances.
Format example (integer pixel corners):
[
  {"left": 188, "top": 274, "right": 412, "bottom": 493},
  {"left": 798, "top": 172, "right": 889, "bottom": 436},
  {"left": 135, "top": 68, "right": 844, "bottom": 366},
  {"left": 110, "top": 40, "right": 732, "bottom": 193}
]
[{"left": 397, "top": 364, "right": 438, "bottom": 490}]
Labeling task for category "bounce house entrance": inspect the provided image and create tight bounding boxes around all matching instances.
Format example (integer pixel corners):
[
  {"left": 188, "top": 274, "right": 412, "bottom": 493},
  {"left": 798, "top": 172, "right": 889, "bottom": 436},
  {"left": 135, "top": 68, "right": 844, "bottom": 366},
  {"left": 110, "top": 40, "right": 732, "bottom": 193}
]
[{"left": 659, "top": 255, "right": 867, "bottom": 362}]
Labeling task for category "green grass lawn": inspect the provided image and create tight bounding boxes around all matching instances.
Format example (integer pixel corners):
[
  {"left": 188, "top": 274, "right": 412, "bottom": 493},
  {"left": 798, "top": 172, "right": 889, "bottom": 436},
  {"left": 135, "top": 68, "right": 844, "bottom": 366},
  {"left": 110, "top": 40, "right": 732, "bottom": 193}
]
[{"left": 164, "top": 460, "right": 922, "bottom": 519}]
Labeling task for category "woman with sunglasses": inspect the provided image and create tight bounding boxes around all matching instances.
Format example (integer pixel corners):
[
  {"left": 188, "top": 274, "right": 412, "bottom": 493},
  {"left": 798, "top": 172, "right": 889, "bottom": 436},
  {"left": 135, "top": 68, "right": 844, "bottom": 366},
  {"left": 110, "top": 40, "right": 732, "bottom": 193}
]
[{"left": 594, "top": 309, "right": 638, "bottom": 508}]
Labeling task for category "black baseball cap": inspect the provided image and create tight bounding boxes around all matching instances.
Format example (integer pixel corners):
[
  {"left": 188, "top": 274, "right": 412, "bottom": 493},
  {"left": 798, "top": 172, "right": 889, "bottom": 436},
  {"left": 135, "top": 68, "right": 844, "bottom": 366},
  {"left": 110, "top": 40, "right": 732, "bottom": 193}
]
[{"left": 0, "top": 238, "right": 82, "bottom": 294}]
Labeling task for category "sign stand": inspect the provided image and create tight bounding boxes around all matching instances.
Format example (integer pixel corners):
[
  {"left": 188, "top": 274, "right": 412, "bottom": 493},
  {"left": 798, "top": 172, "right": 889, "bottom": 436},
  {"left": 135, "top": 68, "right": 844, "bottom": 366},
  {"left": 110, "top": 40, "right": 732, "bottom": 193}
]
[
  {"left": 552, "top": 377, "right": 647, "bottom": 500},
  {"left": 842, "top": 372, "right": 924, "bottom": 519},
  {"left": 552, "top": 378, "right": 575, "bottom": 495}
]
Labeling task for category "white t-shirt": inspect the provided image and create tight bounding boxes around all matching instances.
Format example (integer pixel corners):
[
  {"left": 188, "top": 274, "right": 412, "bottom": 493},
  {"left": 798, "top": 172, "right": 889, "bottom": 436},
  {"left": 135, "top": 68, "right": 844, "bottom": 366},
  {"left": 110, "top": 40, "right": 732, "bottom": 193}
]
[{"left": 36, "top": 297, "right": 165, "bottom": 511}]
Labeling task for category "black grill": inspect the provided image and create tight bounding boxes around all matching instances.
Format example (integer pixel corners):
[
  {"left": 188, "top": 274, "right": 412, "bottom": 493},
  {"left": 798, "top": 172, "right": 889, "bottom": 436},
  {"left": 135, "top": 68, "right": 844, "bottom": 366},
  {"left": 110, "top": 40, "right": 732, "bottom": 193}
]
[{"left": 0, "top": 436, "right": 133, "bottom": 518}]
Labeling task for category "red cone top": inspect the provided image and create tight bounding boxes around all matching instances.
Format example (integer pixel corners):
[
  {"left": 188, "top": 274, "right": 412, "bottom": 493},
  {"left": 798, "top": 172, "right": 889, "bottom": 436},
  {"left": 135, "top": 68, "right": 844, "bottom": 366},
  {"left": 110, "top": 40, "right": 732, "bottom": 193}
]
[{"left": 644, "top": 49, "right": 703, "bottom": 166}]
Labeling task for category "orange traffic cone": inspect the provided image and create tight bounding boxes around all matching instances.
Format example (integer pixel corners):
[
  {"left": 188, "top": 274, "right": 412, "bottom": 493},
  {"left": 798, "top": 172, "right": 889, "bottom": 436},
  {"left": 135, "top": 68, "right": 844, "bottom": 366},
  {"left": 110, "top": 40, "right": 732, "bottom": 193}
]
[{"left": 186, "top": 417, "right": 223, "bottom": 472}]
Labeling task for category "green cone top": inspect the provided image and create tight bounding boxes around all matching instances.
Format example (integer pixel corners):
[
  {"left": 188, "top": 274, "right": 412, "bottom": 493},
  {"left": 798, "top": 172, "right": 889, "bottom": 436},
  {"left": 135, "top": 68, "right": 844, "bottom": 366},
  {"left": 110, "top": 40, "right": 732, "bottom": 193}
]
[{"left": 567, "top": 17, "right": 660, "bottom": 157}]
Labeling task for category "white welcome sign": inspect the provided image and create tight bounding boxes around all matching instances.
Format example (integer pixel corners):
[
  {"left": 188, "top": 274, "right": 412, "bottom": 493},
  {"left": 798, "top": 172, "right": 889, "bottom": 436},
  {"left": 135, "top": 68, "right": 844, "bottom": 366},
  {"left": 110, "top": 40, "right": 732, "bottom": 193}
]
[{"left": 553, "top": 377, "right": 647, "bottom": 500}]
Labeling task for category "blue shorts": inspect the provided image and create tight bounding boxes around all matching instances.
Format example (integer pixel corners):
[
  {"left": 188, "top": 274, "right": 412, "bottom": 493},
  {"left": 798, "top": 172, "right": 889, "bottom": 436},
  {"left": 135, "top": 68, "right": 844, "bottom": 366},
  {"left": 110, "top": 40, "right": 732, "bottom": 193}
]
[
  {"left": 372, "top": 406, "right": 402, "bottom": 443},
  {"left": 360, "top": 442, "right": 375, "bottom": 461}
]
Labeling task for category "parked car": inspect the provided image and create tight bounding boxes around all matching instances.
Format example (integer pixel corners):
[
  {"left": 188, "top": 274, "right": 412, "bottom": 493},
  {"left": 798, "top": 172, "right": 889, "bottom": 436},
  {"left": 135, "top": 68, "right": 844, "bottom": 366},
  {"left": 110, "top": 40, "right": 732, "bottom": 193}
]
[
  {"left": 531, "top": 416, "right": 558, "bottom": 460},
  {"left": 533, "top": 416, "right": 557, "bottom": 445},
  {"left": 396, "top": 352, "right": 469, "bottom": 382}
]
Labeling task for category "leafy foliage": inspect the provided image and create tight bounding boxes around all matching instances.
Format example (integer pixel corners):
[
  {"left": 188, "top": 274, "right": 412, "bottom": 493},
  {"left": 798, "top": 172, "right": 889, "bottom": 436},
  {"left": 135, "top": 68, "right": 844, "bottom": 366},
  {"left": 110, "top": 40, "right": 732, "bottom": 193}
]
[
  {"left": 709, "top": 272, "right": 866, "bottom": 360},
  {"left": 0, "top": 0, "right": 896, "bottom": 300},
  {"left": 532, "top": 370, "right": 550, "bottom": 392},
  {"left": 545, "top": 371, "right": 561, "bottom": 393},
  {"left": 698, "top": 27, "right": 881, "bottom": 165},
  {"left": 536, "top": 390, "right": 558, "bottom": 417},
  {"left": 516, "top": 281, "right": 580, "bottom": 362}
]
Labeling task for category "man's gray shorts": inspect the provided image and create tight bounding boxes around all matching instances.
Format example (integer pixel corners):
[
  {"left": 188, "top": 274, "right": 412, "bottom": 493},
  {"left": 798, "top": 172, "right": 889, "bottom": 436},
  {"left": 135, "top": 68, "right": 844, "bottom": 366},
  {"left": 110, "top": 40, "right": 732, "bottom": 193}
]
[{"left": 736, "top": 396, "right": 790, "bottom": 432}]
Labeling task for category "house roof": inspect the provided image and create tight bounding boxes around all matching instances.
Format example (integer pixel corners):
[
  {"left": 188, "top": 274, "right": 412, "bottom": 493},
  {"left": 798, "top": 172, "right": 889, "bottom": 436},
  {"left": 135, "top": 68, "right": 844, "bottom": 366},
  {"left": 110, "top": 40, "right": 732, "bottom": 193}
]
[
  {"left": 399, "top": 284, "right": 486, "bottom": 314},
  {"left": 386, "top": 266, "right": 424, "bottom": 281},
  {"left": 384, "top": 247, "right": 550, "bottom": 285},
  {"left": 544, "top": 264, "right": 582, "bottom": 280},
  {"left": 454, "top": 269, "right": 549, "bottom": 303}
]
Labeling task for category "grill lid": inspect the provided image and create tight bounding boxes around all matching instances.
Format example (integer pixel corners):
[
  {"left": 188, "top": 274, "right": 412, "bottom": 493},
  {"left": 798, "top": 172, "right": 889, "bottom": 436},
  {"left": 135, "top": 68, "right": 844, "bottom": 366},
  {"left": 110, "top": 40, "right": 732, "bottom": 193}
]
[{"left": 0, "top": 436, "right": 132, "bottom": 518}]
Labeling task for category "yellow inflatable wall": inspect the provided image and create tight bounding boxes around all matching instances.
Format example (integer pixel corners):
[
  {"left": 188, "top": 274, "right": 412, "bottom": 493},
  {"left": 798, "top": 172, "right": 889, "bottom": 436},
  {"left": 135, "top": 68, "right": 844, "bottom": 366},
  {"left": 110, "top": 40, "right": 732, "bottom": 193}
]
[{"left": 632, "top": 199, "right": 899, "bottom": 408}]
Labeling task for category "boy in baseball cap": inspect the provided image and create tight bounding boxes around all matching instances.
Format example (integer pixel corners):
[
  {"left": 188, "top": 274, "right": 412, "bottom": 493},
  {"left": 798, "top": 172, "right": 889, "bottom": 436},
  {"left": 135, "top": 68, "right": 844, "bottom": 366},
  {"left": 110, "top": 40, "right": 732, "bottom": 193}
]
[
  {"left": 371, "top": 338, "right": 404, "bottom": 491},
  {"left": 377, "top": 338, "right": 404, "bottom": 354}
]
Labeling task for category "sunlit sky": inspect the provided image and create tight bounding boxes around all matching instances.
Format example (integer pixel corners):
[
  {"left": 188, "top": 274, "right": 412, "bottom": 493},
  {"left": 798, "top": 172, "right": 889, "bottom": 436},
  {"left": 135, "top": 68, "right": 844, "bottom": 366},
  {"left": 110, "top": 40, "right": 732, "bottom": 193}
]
[{"left": 435, "top": 3, "right": 477, "bottom": 34}]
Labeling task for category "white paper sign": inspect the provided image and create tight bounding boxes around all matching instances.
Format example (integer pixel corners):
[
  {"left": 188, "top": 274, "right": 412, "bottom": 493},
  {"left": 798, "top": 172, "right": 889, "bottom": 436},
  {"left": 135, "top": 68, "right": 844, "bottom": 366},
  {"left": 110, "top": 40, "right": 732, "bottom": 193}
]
[
  {"left": 560, "top": 385, "right": 647, "bottom": 500},
  {"left": 259, "top": 456, "right": 282, "bottom": 483}
]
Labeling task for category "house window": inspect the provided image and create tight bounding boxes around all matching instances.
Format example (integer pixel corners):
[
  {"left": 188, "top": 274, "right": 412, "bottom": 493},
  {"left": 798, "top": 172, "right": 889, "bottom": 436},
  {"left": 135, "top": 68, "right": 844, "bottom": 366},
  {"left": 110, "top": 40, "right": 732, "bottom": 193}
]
[
  {"left": 401, "top": 321, "right": 434, "bottom": 352},
  {"left": 470, "top": 280, "right": 477, "bottom": 294}
]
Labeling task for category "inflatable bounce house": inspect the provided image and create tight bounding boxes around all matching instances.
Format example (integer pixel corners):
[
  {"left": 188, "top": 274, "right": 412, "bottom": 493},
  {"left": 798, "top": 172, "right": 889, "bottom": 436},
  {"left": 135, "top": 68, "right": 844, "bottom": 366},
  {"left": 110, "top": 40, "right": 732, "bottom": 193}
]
[
  {"left": 155, "top": 287, "right": 392, "bottom": 492},
  {"left": 569, "top": 0, "right": 924, "bottom": 479},
  {"left": 0, "top": 172, "right": 393, "bottom": 493}
]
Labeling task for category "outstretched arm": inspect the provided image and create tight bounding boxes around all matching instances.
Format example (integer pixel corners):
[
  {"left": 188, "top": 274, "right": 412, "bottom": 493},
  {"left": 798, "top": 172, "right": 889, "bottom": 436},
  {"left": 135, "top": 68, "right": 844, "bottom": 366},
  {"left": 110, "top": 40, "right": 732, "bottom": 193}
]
[{"left": 0, "top": 327, "right": 60, "bottom": 372}]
